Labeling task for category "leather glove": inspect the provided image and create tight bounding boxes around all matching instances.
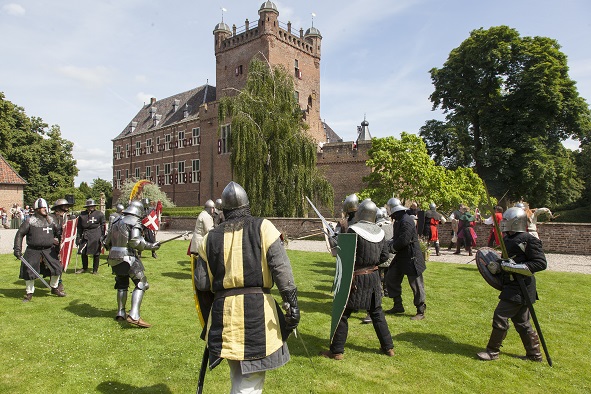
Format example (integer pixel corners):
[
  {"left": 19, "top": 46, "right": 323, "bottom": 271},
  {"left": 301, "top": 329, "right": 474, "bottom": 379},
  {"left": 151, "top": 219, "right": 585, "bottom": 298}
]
[
  {"left": 280, "top": 288, "right": 300, "bottom": 332},
  {"left": 151, "top": 242, "right": 161, "bottom": 251},
  {"left": 14, "top": 249, "right": 22, "bottom": 259}
]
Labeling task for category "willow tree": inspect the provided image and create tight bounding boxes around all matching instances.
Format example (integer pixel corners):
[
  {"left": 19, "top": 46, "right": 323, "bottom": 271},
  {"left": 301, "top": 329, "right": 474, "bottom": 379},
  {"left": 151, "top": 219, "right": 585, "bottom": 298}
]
[{"left": 218, "top": 57, "right": 333, "bottom": 217}]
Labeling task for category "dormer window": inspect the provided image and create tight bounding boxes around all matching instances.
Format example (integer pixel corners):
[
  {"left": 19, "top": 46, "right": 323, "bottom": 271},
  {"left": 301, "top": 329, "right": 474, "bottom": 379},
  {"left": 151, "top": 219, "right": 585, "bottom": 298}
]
[{"left": 173, "top": 99, "right": 180, "bottom": 112}]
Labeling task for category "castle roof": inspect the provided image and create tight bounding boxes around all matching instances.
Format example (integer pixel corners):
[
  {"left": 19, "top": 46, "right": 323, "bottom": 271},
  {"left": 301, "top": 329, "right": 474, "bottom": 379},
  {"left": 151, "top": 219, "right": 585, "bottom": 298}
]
[
  {"left": 0, "top": 155, "right": 27, "bottom": 185},
  {"left": 112, "top": 84, "right": 216, "bottom": 141},
  {"left": 323, "top": 121, "right": 342, "bottom": 143},
  {"left": 214, "top": 22, "right": 231, "bottom": 33},
  {"left": 259, "top": 1, "right": 279, "bottom": 14},
  {"left": 305, "top": 26, "right": 322, "bottom": 38}
]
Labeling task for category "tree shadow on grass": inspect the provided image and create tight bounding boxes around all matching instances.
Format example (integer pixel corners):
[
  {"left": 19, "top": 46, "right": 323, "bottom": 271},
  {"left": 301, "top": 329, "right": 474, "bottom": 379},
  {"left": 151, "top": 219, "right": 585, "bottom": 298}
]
[
  {"left": 64, "top": 299, "right": 113, "bottom": 319},
  {"left": 161, "top": 271, "right": 191, "bottom": 280},
  {"left": 97, "top": 381, "right": 172, "bottom": 393}
]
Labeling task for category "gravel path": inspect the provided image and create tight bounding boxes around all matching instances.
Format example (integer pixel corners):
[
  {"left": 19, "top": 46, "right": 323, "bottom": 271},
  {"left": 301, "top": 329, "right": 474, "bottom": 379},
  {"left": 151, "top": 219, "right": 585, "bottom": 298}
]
[
  {"left": 286, "top": 239, "right": 591, "bottom": 275},
  {"left": 4, "top": 229, "right": 589, "bottom": 274}
]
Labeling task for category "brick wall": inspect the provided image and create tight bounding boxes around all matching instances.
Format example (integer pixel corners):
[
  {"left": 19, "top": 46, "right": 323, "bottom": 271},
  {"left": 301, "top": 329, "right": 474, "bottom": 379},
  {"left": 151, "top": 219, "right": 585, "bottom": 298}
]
[
  {"left": 0, "top": 185, "right": 24, "bottom": 211},
  {"left": 166, "top": 216, "right": 591, "bottom": 255}
]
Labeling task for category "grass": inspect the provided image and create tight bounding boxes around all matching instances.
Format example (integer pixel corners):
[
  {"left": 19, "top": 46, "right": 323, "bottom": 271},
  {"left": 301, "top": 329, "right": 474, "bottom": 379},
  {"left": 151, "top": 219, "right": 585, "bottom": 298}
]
[{"left": 1, "top": 242, "right": 590, "bottom": 393}]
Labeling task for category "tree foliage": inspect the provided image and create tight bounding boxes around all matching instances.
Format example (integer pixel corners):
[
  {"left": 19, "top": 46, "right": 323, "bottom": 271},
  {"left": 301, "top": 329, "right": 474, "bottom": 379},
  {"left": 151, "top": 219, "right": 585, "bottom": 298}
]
[
  {"left": 116, "top": 179, "right": 175, "bottom": 208},
  {"left": 218, "top": 57, "right": 333, "bottom": 217},
  {"left": 0, "top": 92, "right": 78, "bottom": 203},
  {"left": 422, "top": 26, "right": 591, "bottom": 206},
  {"left": 361, "top": 134, "right": 489, "bottom": 214}
]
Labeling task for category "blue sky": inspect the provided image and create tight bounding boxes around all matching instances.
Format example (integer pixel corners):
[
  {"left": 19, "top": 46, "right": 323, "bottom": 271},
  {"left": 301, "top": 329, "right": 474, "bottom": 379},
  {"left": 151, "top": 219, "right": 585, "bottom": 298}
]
[{"left": 1, "top": 0, "right": 590, "bottom": 185}]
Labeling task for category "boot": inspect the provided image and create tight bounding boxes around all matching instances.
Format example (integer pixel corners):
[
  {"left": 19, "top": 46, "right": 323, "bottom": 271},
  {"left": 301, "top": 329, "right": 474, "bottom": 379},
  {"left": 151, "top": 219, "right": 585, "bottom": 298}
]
[
  {"left": 319, "top": 350, "right": 344, "bottom": 360},
  {"left": 23, "top": 293, "right": 33, "bottom": 302},
  {"left": 115, "top": 289, "right": 128, "bottom": 321},
  {"left": 453, "top": 244, "right": 461, "bottom": 255},
  {"left": 361, "top": 312, "right": 372, "bottom": 324},
  {"left": 477, "top": 328, "right": 507, "bottom": 361},
  {"left": 127, "top": 289, "right": 151, "bottom": 328},
  {"left": 385, "top": 297, "right": 405, "bottom": 314},
  {"left": 520, "top": 331, "right": 543, "bottom": 362},
  {"left": 57, "top": 282, "right": 65, "bottom": 293},
  {"left": 434, "top": 242, "right": 440, "bottom": 256},
  {"left": 411, "top": 303, "right": 426, "bottom": 320},
  {"left": 51, "top": 286, "right": 67, "bottom": 297}
]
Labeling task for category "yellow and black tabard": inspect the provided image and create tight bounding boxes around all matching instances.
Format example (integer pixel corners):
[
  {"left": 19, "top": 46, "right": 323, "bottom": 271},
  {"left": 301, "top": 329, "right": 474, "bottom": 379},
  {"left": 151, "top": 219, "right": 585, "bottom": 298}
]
[{"left": 197, "top": 215, "right": 291, "bottom": 362}]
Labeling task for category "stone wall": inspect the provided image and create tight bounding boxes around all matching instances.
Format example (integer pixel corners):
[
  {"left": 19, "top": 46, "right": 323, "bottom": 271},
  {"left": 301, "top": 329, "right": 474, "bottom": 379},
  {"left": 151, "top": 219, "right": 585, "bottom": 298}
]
[{"left": 165, "top": 216, "right": 591, "bottom": 255}]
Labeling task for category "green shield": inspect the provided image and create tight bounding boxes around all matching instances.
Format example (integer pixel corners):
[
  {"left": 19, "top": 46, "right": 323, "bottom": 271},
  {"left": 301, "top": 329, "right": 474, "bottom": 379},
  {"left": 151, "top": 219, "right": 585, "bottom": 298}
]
[{"left": 330, "top": 233, "right": 357, "bottom": 342}]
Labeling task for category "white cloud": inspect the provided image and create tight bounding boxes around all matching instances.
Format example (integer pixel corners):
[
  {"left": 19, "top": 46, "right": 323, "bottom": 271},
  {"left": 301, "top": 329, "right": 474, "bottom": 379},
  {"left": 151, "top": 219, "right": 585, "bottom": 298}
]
[
  {"left": 57, "top": 65, "right": 111, "bottom": 87},
  {"left": 2, "top": 3, "right": 25, "bottom": 16},
  {"left": 135, "top": 75, "right": 148, "bottom": 83},
  {"left": 136, "top": 92, "right": 154, "bottom": 105}
]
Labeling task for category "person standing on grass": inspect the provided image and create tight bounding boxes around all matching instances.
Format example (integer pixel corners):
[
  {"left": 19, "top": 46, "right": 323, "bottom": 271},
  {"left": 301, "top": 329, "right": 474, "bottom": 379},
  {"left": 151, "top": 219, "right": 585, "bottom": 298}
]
[
  {"left": 76, "top": 199, "right": 106, "bottom": 274},
  {"left": 320, "top": 199, "right": 395, "bottom": 360},
  {"left": 423, "top": 202, "right": 446, "bottom": 256},
  {"left": 189, "top": 199, "right": 215, "bottom": 254},
  {"left": 483, "top": 205, "right": 504, "bottom": 247},
  {"left": 193, "top": 181, "right": 299, "bottom": 393},
  {"left": 103, "top": 200, "right": 160, "bottom": 327},
  {"left": 385, "top": 198, "right": 427, "bottom": 320},
  {"left": 477, "top": 207, "right": 547, "bottom": 362},
  {"left": 13, "top": 198, "right": 65, "bottom": 302}
]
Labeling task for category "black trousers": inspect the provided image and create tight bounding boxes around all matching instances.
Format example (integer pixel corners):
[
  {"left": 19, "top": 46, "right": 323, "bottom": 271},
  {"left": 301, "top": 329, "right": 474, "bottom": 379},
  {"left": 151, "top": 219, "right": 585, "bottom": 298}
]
[
  {"left": 491, "top": 299, "right": 534, "bottom": 336},
  {"left": 81, "top": 254, "right": 100, "bottom": 272},
  {"left": 385, "top": 263, "right": 426, "bottom": 312},
  {"left": 330, "top": 293, "right": 393, "bottom": 354}
]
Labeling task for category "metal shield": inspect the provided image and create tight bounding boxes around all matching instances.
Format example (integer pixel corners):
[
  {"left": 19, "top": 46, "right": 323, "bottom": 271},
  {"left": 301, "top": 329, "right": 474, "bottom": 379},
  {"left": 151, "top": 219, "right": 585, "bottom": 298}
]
[
  {"left": 330, "top": 233, "right": 357, "bottom": 342},
  {"left": 476, "top": 247, "right": 503, "bottom": 291}
]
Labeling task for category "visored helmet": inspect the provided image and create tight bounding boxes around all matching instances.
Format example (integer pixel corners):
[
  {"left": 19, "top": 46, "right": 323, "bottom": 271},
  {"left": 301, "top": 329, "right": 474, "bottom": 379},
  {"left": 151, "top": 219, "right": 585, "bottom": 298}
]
[
  {"left": 355, "top": 199, "right": 378, "bottom": 223},
  {"left": 386, "top": 197, "right": 405, "bottom": 216},
  {"left": 221, "top": 181, "right": 249, "bottom": 210},
  {"left": 500, "top": 207, "right": 527, "bottom": 233},
  {"left": 123, "top": 200, "right": 144, "bottom": 218},
  {"left": 34, "top": 198, "right": 48, "bottom": 210},
  {"left": 342, "top": 194, "right": 359, "bottom": 214}
]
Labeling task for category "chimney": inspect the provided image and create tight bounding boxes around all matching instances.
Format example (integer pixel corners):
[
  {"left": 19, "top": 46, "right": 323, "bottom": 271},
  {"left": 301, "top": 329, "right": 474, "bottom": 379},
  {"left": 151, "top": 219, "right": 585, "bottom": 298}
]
[{"left": 150, "top": 97, "right": 157, "bottom": 105}]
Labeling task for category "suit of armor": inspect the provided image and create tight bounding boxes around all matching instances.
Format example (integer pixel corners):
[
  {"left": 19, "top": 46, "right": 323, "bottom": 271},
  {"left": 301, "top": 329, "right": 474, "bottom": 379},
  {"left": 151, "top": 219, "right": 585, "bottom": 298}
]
[{"left": 104, "top": 210, "right": 160, "bottom": 327}]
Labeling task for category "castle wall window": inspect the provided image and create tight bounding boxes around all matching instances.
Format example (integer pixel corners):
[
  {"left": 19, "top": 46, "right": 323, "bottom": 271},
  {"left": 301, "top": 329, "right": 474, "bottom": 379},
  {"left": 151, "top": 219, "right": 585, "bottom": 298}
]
[
  {"left": 115, "top": 146, "right": 121, "bottom": 160},
  {"left": 165, "top": 134, "right": 172, "bottom": 150},
  {"left": 220, "top": 124, "right": 231, "bottom": 154},
  {"left": 178, "top": 130, "right": 185, "bottom": 148},
  {"left": 164, "top": 163, "right": 171, "bottom": 185},
  {"left": 235, "top": 65, "right": 243, "bottom": 76},
  {"left": 178, "top": 161, "right": 185, "bottom": 184},
  {"left": 146, "top": 138, "right": 152, "bottom": 154},
  {"left": 125, "top": 144, "right": 130, "bottom": 158},
  {"left": 125, "top": 169, "right": 129, "bottom": 178},
  {"left": 192, "top": 159, "right": 200, "bottom": 183},
  {"left": 155, "top": 165, "right": 160, "bottom": 176},
  {"left": 192, "top": 127, "right": 200, "bottom": 145},
  {"left": 146, "top": 166, "right": 151, "bottom": 179},
  {"left": 135, "top": 167, "right": 140, "bottom": 178},
  {"left": 135, "top": 141, "right": 141, "bottom": 156}
]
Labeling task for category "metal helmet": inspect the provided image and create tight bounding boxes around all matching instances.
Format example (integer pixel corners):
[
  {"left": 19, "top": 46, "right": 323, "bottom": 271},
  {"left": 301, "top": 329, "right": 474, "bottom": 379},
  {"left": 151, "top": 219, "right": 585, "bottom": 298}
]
[
  {"left": 386, "top": 197, "right": 405, "bottom": 215},
  {"left": 221, "top": 181, "right": 249, "bottom": 210},
  {"left": 215, "top": 198, "right": 223, "bottom": 210},
  {"left": 375, "top": 207, "right": 389, "bottom": 224},
  {"left": 429, "top": 203, "right": 437, "bottom": 210},
  {"left": 34, "top": 198, "right": 48, "bottom": 210},
  {"left": 52, "top": 198, "right": 71, "bottom": 210},
  {"left": 500, "top": 207, "right": 528, "bottom": 233},
  {"left": 84, "top": 199, "right": 98, "bottom": 208},
  {"left": 123, "top": 200, "right": 144, "bottom": 218},
  {"left": 204, "top": 199, "right": 215, "bottom": 215},
  {"left": 514, "top": 202, "right": 526, "bottom": 209},
  {"left": 342, "top": 194, "right": 359, "bottom": 214},
  {"left": 115, "top": 203, "right": 125, "bottom": 213},
  {"left": 355, "top": 199, "right": 378, "bottom": 223}
]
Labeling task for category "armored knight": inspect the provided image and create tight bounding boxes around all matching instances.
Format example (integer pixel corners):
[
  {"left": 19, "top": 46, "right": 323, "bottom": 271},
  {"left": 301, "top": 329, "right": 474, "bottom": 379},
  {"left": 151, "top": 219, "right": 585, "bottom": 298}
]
[
  {"left": 104, "top": 200, "right": 160, "bottom": 328},
  {"left": 14, "top": 198, "right": 65, "bottom": 302},
  {"left": 213, "top": 198, "right": 225, "bottom": 226},
  {"left": 321, "top": 199, "right": 394, "bottom": 359},
  {"left": 109, "top": 203, "right": 125, "bottom": 227},
  {"left": 477, "top": 207, "right": 547, "bottom": 362},
  {"left": 50, "top": 198, "right": 75, "bottom": 294}
]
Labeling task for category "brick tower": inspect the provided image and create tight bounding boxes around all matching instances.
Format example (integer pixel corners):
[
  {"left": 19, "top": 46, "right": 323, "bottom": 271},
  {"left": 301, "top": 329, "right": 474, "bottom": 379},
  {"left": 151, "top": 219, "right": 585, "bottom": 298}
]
[{"left": 213, "top": 1, "right": 325, "bottom": 143}]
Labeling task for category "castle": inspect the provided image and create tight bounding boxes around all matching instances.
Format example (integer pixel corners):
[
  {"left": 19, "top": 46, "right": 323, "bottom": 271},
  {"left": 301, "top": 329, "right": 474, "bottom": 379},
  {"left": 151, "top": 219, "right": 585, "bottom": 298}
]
[{"left": 112, "top": 2, "right": 372, "bottom": 212}]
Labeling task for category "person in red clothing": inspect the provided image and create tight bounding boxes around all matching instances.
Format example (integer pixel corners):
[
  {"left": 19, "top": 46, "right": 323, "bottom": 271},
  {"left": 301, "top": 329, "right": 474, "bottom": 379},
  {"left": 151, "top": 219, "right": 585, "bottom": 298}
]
[{"left": 483, "top": 206, "right": 504, "bottom": 247}]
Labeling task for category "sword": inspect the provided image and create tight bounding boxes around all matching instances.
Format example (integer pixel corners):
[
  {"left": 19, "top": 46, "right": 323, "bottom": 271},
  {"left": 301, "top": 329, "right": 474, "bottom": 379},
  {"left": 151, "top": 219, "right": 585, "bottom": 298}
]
[
  {"left": 484, "top": 182, "right": 552, "bottom": 366},
  {"left": 196, "top": 346, "right": 209, "bottom": 394},
  {"left": 18, "top": 256, "right": 51, "bottom": 289},
  {"left": 305, "top": 196, "right": 337, "bottom": 238},
  {"left": 158, "top": 231, "right": 190, "bottom": 245}
]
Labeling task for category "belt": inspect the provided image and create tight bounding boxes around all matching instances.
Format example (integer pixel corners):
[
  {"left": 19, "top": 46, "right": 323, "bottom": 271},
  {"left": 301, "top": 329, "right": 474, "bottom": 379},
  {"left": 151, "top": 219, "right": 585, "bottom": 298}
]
[
  {"left": 353, "top": 266, "right": 378, "bottom": 276},
  {"left": 214, "top": 287, "right": 271, "bottom": 300},
  {"left": 27, "top": 245, "right": 51, "bottom": 251}
]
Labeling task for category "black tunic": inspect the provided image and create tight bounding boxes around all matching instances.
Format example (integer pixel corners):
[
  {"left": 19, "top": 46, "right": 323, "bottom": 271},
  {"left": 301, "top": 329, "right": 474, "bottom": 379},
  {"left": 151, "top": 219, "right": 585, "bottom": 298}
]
[
  {"left": 390, "top": 212, "right": 426, "bottom": 276},
  {"left": 14, "top": 213, "right": 62, "bottom": 280},
  {"left": 77, "top": 209, "right": 106, "bottom": 255}
]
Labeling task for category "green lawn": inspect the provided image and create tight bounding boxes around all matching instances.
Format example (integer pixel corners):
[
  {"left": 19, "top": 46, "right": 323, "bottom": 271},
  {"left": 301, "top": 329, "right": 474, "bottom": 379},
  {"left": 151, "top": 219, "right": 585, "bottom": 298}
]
[{"left": 0, "top": 242, "right": 590, "bottom": 393}]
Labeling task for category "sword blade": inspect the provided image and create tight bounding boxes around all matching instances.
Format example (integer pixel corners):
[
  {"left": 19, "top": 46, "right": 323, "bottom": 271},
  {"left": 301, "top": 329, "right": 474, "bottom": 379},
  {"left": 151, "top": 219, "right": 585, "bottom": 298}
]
[
  {"left": 305, "top": 197, "right": 336, "bottom": 238},
  {"left": 159, "top": 231, "right": 190, "bottom": 245},
  {"left": 19, "top": 256, "right": 51, "bottom": 289}
]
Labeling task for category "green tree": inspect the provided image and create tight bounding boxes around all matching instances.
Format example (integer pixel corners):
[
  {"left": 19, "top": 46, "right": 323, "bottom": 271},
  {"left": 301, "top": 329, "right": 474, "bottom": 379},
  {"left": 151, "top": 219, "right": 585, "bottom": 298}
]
[
  {"left": 116, "top": 179, "right": 175, "bottom": 208},
  {"left": 218, "top": 57, "right": 333, "bottom": 217},
  {"left": 0, "top": 93, "right": 78, "bottom": 203},
  {"left": 91, "top": 178, "right": 113, "bottom": 208},
  {"left": 361, "top": 134, "right": 488, "bottom": 214},
  {"left": 423, "top": 26, "right": 591, "bottom": 204}
]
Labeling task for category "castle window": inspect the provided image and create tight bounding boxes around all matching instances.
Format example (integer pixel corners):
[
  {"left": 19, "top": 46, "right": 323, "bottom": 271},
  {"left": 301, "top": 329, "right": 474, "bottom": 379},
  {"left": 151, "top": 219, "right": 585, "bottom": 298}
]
[
  {"left": 135, "top": 141, "right": 141, "bottom": 156},
  {"left": 146, "top": 166, "right": 151, "bottom": 179},
  {"left": 135, "top": 167, "right": 140, "bottom": 178},
  {"left": 308, "top": 95, "right": 313, "bottom": 108},
  {"left": 294, "top": 91, "right": 299, "bottom": 103},
  {"left": 235, "top": 65, "right": 243, "bottom": 76},
  {"left": 155, "top": 165, "right": 160, "bottom": 176},
  {"left": 164, "top": 163, "right": 171, "bottom": 185},
  {"left": 220, "top": 124, "right": 231, "bottom": 154},
  {"left": 165, "top": 134, "right": 172, "bottom": 150},
  {"left": 177, "top": 161, "right": 185, "bottom": 184},
  {"left": 192, "top": 127, "right": 200, "bottom": 145},
  {"left": 192, "top": 159, "right": 200, "bottom": 183},
  {"left": 178, "top": 130, "right": 185, "bottom": 148}
]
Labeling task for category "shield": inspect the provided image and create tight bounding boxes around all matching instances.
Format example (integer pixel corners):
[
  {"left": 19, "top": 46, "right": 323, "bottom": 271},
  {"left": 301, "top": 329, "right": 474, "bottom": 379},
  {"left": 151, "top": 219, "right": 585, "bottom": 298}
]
[
  {"left": 476, "top": 247, "right": 503, "bottom": 291},
  {"left": 330, "top": 233, "right": 357, "bottom": 342},
  {"left": 60, "top": 217, "right": 78, "bottom": 271},
  {"left": 191, "top": 254, "right": 214, "bottom": 328}
]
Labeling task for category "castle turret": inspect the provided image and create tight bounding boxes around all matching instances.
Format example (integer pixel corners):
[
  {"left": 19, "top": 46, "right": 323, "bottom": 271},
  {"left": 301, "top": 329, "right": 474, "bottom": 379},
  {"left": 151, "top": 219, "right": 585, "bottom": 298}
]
[{"left": 258, "top": 1, "right": 279, "bottom": 35}]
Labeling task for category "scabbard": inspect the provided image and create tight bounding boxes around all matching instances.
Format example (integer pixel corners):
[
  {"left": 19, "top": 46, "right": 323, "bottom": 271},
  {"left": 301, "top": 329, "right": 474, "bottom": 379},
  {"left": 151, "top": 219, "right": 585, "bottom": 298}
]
[{"left": 196, "top": 346, "right": 209, "bottom": 394}]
